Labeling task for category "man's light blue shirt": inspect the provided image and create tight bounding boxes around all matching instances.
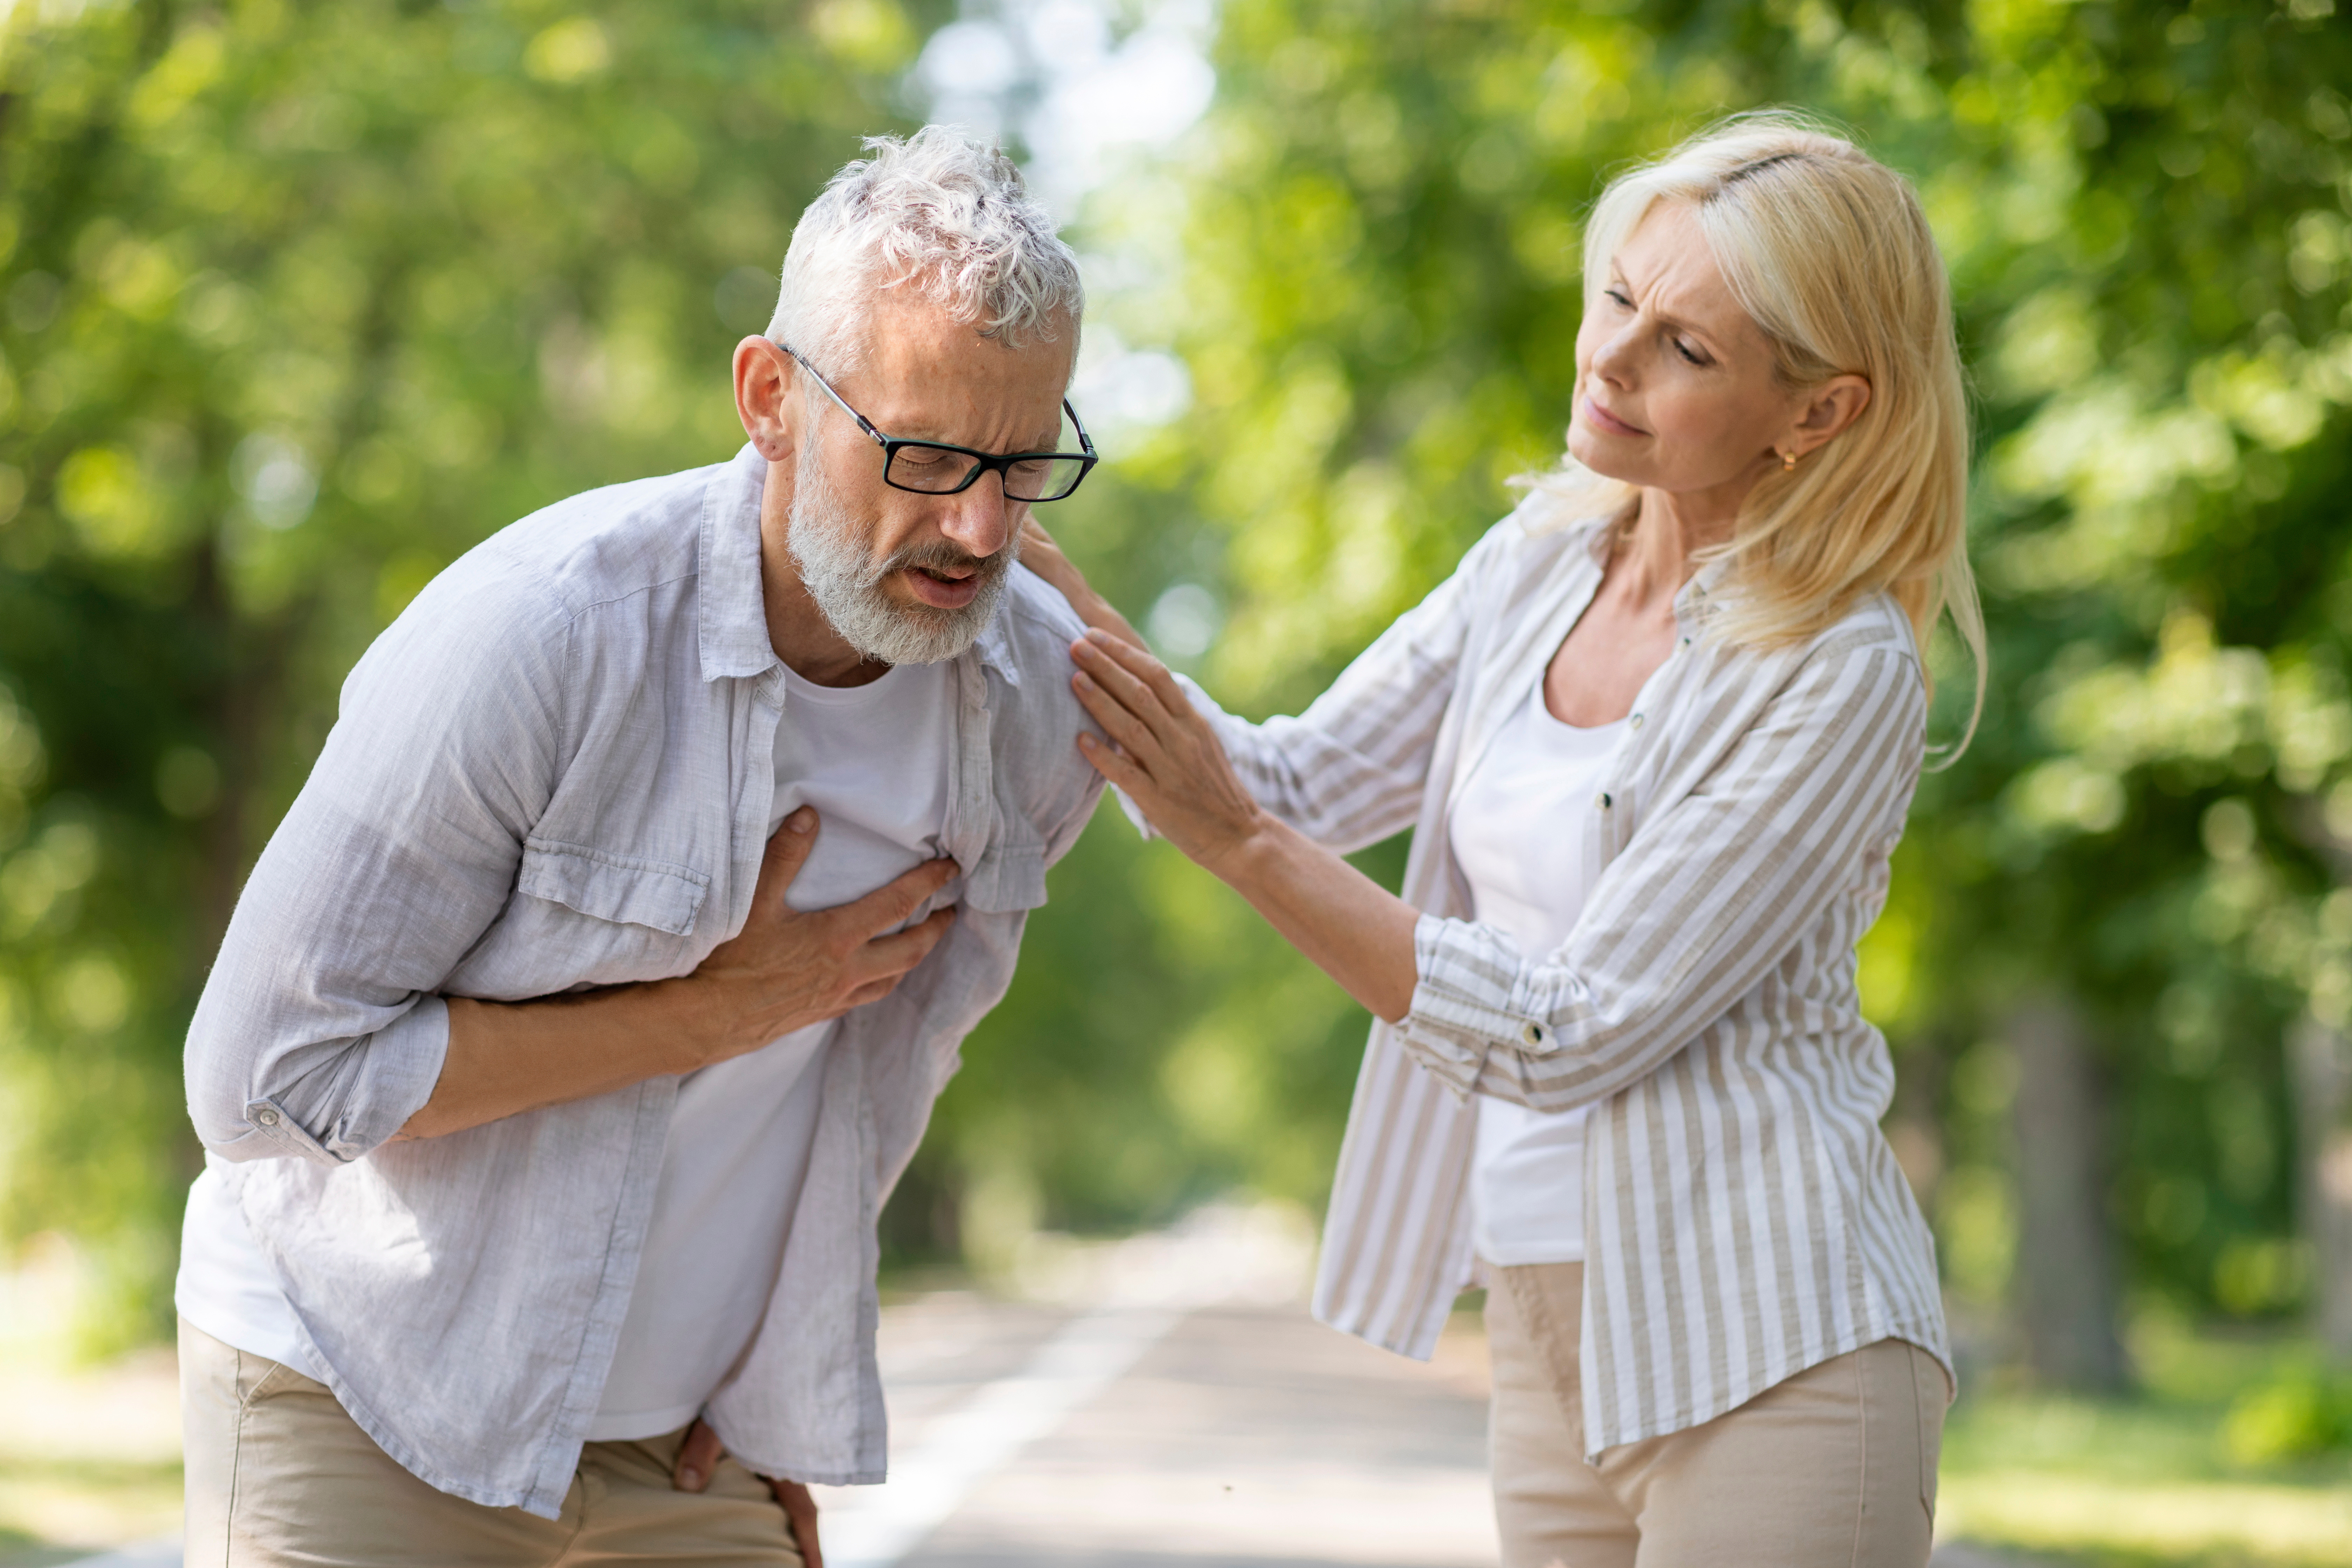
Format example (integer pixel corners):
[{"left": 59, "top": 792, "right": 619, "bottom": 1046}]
[{"left": 183, "top": 443, "right": 1104, "bottom": 1517}]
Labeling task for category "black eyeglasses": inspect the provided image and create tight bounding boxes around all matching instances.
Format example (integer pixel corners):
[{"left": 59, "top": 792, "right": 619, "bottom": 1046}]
[{"left": 784, "top": 346, "right": 1099, "bottom": 503}]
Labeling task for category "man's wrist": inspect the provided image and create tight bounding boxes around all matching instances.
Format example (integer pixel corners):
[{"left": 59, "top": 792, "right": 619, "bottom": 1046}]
[{"left": 636, "top": 974, "right": 731, "bottom": 1074}]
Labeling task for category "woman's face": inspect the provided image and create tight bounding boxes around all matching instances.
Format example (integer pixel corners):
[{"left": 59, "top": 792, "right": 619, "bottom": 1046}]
[{"left": 1567, "top": 201, "right": 1846, "bottom": 502}]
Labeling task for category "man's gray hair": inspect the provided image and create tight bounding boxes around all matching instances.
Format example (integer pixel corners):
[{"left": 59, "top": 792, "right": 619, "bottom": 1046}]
[{"left": 768, "top": 126, "right": 1084, "bottom": 374}]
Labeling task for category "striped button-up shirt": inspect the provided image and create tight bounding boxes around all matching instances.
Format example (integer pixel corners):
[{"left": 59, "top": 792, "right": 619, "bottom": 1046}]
[{"left": 1183, "top": 495, "right": 1951, "bottom": 1456}]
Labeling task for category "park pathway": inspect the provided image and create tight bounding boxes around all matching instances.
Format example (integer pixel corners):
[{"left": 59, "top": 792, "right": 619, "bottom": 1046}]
[{"left": 811, "top": 1292, "right": 1499, "bottom": 1568}]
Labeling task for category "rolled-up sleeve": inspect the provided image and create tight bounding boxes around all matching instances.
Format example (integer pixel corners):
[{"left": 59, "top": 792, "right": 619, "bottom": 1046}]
[
  {"left": 186, "top": 570, "right": 569, "bottom": 1164},
  {"left": 1399, "top": 633, "right": 1926, "bottom": 1110}
]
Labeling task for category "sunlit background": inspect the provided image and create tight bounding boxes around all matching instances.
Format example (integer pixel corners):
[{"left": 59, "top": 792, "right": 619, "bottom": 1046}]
[{"left": 3, "top": 0, "right": 2352, "bottom": 1562}]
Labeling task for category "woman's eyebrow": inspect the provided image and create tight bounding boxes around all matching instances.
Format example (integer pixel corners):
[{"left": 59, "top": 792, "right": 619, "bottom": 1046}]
[{"left": 1612, "top": 260, "right": 1730, "bottom": 356}]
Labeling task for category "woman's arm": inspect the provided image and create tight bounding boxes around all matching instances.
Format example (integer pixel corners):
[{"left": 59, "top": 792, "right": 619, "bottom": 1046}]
[
  {"left": 1072, "top": 623, "right": 1927, "bottom": 1111},
  {"left": 1416, "top": 632, "right": 1925, "bottom": 1111}
]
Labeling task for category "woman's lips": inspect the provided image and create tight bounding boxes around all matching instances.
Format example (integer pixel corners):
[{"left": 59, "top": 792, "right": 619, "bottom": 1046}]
[
  {"left": 901, "top": 565, "right": 981, "bottom": 610},
  {"left": 1580, "top": 396, "right": 1645, "bottom": 437}
]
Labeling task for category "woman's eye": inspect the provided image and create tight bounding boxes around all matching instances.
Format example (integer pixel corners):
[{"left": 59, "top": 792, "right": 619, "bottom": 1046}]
[
  {"left": 1674, "top": 339, "right": 1708, "bottom": 366},
  {"left": 1606, "top": 288, "right": 1633, "bottom": 309}
]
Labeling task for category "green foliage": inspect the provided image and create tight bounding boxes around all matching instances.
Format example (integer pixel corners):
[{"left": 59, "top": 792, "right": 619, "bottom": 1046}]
[
  {"left": 2224, "top": 1358, "right": 2352, "bottom": 1463},
  {"left": 1934, "top": 1315, "right": 2352, "bottom": 1563},
  {"left": 0, "top": 0, "right": 938, "bottom": 1349}
]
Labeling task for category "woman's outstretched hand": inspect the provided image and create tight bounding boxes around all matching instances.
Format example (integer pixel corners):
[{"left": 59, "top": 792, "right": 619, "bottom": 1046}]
[
  {"left": 1021, "top": 517, "right": 1149, "bottom": 652},
  {"left": 1069, "top": 629, "right": 1267, "bottom": 874},
  {"left": 1069, "top": 628, "right": 1419, "bottom": 1024}
]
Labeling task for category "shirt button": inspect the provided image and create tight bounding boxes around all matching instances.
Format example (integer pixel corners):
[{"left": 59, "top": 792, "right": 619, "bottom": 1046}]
[
  {"left": 1630, "top": 713, "right": 1644, "bottom": 730},
  {"left": 1520, "top": 1020, "right": 1547, "bottom": 1048},
  {"left": 1595, "top": 792, "right": 1611, "bottom": 810},
  {"left": 254, "top": 1107, "right": 281, "bottom": 1128}
]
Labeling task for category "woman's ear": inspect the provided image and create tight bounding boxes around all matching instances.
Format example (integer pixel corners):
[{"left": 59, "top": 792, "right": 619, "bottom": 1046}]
[
  {"left": 733, "top": 337, "right": 800, "bottom": 465},
  {"left": 1788, "top": 373, "right": 1872, "bottom": 458}
]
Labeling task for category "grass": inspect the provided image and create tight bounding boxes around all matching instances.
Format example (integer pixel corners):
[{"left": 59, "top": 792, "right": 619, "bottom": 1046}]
[
  {"left": 1938, "top": 1314, "right": 2352, "bottom": 1567},
  {"left": 0, "top": 1457, "right": 180, "bottom": 1568},
  {"left": 0, "top": 1322, "right": 182, "bottom": 1565}
]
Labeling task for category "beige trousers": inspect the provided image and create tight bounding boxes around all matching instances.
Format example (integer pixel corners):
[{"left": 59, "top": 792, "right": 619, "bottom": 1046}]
[
  {"left": 179, "top": 1318, "right": 804, "bottom": 1567},
  {"left": 1486, "top": 1264, "right": 1947, "bottom": 1568}
]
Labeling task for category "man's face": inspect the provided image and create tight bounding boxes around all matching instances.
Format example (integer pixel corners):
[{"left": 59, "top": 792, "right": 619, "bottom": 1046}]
[{"left": 785, "top": 292, "right": 1076, "bottom": 665}]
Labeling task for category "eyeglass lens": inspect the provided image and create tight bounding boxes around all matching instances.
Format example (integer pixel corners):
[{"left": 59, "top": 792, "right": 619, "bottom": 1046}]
[{"left": 887, "top": 447, "right": 1090, "bottom": 501}]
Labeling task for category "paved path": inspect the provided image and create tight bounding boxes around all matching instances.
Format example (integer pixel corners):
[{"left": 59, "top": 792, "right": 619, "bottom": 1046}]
[{"left": 814, "top": 1294, "right": 1499, "bottom": 1568}]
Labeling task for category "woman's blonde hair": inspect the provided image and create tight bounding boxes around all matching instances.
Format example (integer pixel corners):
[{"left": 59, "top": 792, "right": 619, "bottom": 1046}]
[{"left": 1532, "top": 111, "right": 1984, "bottom": 758}]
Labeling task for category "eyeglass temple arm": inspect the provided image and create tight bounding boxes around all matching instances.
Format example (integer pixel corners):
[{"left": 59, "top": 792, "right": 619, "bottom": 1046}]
[{"left": 780, "top": 345, "right": 888, "bottom": 447}]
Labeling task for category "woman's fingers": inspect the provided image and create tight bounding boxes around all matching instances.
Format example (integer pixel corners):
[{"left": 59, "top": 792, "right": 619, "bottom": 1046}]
[
  {"left": 1086, "top": 629, "right": 1190, "bottom": 713},
  {"left": 1076, "top": 729, "right": 1150, "bottom": 793},
  {"left": 1071, "top": 635, "right": 1174, "bottom": 733},
  {"left": 1070, "top": 664, "right": 1163, "bottom": 764}
]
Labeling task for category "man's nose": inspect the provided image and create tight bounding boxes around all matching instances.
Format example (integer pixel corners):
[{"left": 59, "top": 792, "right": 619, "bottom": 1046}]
[{"left": 935, "top": 476, "right": 1014, "bottom": 559}]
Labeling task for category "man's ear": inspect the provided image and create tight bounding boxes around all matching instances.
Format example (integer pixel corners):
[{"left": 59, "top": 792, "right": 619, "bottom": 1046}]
[
  {"left": 1787, "top": 372, "right": 1872, "bottom": 459},
  {"left": 734, "top": 337, "right": 799, "bottom": 464}
]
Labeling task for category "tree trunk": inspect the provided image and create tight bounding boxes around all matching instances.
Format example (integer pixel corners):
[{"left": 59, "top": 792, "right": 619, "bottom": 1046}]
[
  {"left": 2008, "top": 994, "right": 2131, "bottom": 1390},
  {"left": 2289, "top": 1015, "right": 2352, "bottom": 1361}
]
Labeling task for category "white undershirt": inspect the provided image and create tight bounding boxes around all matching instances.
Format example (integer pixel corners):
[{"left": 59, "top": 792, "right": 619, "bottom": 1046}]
[
  {"left": 177, "top": 659, "right": 955, "bottom": 1438},
  {"left": 1449, "top": 679, "right": 1627, "bottom": 1267}
]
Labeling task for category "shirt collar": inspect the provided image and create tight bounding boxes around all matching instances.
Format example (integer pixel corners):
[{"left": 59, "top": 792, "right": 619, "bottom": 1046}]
[
  {"left": 698, "top": 441, "right": 1026, "bottom": 688},
  {"left": 698, "top": 444, "right": 782, "bottom": 683},
  {"left": 1569, "top": 512, "right": 1732, "bottom": 630},
  {"left": 969, "top": 598, "right": 1021, "bottom": 686},
  {"left": 1679, "top": 554, "right": 1734, "bottom": 626}
]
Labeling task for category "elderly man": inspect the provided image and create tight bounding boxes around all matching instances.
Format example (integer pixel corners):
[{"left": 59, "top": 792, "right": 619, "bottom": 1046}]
[{"left": 173, "top": 128, "right": 1104, "bottom": 1565}]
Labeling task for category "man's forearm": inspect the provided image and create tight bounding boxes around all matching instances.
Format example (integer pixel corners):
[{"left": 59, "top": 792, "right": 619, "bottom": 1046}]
[
  {"left": 393, "top": 979, "right": 717, "bottom": 1141},
  {"left": 389, "top": 816, "right": 963, "bottom": 1144}
]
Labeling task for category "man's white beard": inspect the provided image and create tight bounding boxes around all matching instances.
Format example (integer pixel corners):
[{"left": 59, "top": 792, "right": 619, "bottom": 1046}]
[{"left": 787, "top": 441, "right": 1019, "bottom": 667}]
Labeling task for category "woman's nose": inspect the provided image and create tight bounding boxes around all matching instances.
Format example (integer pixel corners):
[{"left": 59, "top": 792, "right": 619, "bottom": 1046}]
[{"left": 1589, "top": 324, "right": 1640, "bottom": 387}]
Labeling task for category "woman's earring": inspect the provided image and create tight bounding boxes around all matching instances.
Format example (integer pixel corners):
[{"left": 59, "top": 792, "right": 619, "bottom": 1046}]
[{"left": 1781, "top": 449, "right": 1798, "bottom": 472}]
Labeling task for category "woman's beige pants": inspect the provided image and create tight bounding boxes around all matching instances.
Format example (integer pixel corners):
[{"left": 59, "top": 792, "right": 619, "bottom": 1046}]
[
  {"left": 1486, "top": 1263, "right": 1947, "bottom": 1568},
  {"left": 178, "top": 1318, "right": 803, "bottom": 1567}
]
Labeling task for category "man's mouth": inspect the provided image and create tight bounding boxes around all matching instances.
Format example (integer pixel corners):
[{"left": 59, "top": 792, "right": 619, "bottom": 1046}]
[{"left": 899, "top": 562, "right": 983, "bottom": 609}]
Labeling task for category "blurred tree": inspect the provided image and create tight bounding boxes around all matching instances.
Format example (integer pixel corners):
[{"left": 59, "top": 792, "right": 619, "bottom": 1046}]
[{"left": 0, "top": 0, "right": 940, "bottom": 1350}]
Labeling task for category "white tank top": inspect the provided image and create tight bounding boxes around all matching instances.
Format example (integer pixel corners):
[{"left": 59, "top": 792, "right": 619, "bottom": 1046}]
[{"left": 1447, "top": 679, "right": 1627, "bottom": 1265}]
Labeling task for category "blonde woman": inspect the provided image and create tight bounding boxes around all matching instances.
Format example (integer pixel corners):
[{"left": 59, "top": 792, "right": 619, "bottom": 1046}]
[{"left": 1025, "top": 115, "right": 1978, "bottom": 1566}]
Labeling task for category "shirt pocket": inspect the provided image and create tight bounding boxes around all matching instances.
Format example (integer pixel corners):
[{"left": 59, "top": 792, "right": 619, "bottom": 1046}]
[
  {"left": 516, "top": 838, "right": 712, "bottom": 936},
  {"left": 961, "top": 841, "right": 1048, "bottom": 913}
]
